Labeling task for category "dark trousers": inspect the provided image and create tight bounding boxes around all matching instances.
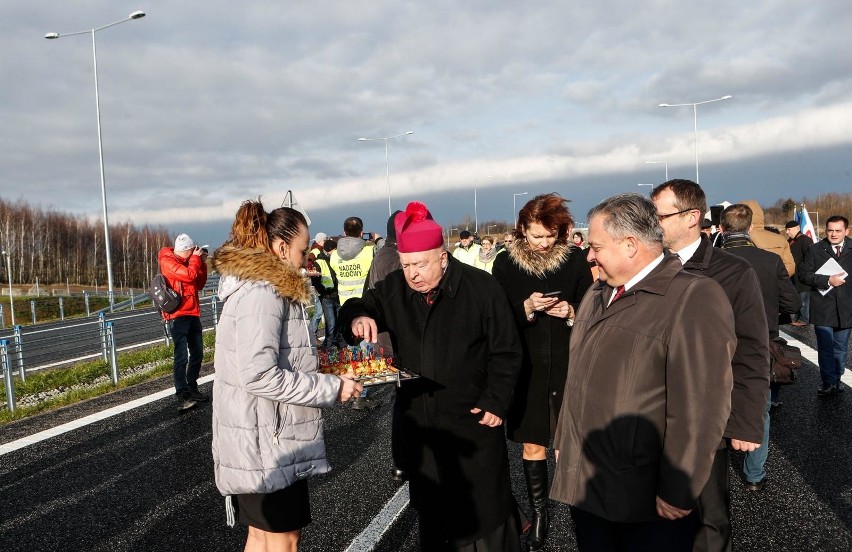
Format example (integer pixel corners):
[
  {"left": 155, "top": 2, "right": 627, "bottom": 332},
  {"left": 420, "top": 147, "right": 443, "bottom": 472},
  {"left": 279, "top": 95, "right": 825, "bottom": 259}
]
[
  {"left": 170, "top": 316, "right": 203, "bottom": 395},
  {"left": 570, "top": 506, "right": 699, "bottom": 552},
  {"left": 693, "top": 446, "right": 732, "bottom": 552}
]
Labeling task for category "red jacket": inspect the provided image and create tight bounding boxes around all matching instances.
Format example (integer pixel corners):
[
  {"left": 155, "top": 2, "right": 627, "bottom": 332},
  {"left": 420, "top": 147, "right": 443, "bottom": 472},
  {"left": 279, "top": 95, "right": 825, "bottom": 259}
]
[{"left": 158, "top": 246, "right": 208, "bottom": 320}]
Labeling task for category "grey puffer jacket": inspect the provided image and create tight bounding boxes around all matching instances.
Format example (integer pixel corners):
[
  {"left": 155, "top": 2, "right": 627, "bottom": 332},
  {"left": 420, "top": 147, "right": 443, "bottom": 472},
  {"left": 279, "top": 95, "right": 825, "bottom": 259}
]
[{"left": 211, "top": 245, "right": 341, "bottom": 497}]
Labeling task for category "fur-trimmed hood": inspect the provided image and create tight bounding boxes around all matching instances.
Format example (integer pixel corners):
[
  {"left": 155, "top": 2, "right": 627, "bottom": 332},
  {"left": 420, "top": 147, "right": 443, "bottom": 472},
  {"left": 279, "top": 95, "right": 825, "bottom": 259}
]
[
  {"left": 211, "top": 245, "right": 311, "bottom": 304},
  {"left": 507, "top": 239, "right": 575, "bottom": 278}
]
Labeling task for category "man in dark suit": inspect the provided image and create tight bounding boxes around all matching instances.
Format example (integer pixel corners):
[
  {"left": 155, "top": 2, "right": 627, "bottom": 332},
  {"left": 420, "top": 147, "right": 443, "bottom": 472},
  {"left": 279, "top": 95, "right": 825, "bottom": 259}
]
[
  {"left": 651, "top": 180, "right": 769, "bottom": 552},
  {"left": 719, "top": 204, "right": 800, "bottom": 491},
  {"left": 798, "top": 216, "right": 852, "bottom": 396},
  {"left": 785, "top": 220, "right": 814, "bottom": 325}
]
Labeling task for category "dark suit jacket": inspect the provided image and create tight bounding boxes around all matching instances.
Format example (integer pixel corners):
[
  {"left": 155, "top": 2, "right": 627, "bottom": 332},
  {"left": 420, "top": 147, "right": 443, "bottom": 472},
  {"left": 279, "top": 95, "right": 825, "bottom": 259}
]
[
  {"left": 798, "top": 236, "right": 852, "bottom": 328},
  {"left": 683, "top": 237, "right": 770, "bottom": 444}
]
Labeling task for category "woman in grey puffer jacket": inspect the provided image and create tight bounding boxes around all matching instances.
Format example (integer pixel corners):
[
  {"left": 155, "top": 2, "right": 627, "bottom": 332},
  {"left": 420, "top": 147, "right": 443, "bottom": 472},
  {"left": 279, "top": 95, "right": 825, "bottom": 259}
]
[{"left": 211, "top": 201, "right": 362, "bottom": 551}]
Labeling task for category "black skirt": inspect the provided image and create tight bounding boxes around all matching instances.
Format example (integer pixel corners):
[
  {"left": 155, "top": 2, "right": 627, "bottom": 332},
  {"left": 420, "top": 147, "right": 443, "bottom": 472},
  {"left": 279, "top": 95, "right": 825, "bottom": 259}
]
[{"left": 236, "top": 479, "right": 311, "bottom": 533}]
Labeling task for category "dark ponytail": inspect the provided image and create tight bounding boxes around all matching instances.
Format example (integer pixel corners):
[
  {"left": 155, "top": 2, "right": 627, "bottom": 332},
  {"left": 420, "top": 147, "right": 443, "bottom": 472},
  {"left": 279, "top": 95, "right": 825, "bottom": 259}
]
[{"left": 266, "top": 207, "right": 308, "bottom": 246}]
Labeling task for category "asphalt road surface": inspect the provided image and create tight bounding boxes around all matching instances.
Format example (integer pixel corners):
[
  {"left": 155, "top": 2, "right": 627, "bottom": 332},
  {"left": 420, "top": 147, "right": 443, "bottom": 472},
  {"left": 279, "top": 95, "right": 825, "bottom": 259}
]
[{"left": 1, "top": 323, "right": 850, "bottom": 551}]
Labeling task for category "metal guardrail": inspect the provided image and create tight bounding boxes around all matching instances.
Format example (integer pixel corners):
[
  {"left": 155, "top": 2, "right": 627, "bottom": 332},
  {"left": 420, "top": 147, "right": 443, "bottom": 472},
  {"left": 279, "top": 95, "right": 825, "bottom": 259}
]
[
  {"left": 1, "top": 273, "right": 221, "bottom": 329},
  {"left": 0, "top": 296, "right": 221, "bottom": 412}
]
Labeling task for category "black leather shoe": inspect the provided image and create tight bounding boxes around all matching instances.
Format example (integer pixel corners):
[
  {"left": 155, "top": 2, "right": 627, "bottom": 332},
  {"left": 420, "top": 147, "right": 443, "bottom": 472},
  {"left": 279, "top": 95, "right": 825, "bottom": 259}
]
[
  {"left": 188, "top": 389, "right": 209, "bottom": 402},
  {"left": 817, "top": 384, "right": 839, "bottom": 396},
  {"left": 176, "top": 393, "right": 198, "bottom": 412},
  {"left": 745, "top": 478, "right": 766, "bottom": 492}
]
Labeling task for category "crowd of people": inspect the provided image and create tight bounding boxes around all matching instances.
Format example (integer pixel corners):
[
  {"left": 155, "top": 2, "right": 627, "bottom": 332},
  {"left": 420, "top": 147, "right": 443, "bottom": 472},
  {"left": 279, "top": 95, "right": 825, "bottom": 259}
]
[{"left": 156, "top": 180, "right": 851, "bottom": 551}]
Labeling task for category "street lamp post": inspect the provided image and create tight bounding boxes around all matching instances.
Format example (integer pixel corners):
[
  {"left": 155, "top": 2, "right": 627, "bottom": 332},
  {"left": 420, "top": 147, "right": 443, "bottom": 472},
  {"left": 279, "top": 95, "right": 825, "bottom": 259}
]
[
  {"left": 358, "top": 131, "right": 414, "bottom": 216},
  {"left": 658, "top": 95, "right": 732, "bottom": 185},
  {"left": 46, "top": 10, "right": 147, "bottom": 310},
  {"left": 474, "top": 175, "right": 494, "bottom": 235},
  {"left": 644, "top": 160, "right": 668, "bottom": 181},
  {"left": 513, "top": 192, "right": 528, "bottom": 227},
  {"left": 1, "top": 251, "right": 14, "bottom": 327}
]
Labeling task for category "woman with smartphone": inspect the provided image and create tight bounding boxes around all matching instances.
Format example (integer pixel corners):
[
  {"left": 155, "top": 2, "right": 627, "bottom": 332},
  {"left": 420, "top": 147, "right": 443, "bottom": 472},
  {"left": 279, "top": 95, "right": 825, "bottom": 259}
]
[{"left": 492, "top": 193, "right": 593, "bottom": 551}]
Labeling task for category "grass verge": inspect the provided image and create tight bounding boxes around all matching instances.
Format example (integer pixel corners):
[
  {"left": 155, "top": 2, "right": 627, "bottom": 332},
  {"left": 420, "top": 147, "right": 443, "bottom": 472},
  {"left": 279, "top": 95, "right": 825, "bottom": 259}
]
[{"left": 0, "top": 332, "right": 216, "bottom": 425}]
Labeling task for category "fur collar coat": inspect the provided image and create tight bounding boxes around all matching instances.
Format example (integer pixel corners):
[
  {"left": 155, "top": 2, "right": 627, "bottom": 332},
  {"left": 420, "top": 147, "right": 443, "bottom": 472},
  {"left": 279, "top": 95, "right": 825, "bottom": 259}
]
[{"left": 210, "top": 245, "right": 340, "bottom": 499}]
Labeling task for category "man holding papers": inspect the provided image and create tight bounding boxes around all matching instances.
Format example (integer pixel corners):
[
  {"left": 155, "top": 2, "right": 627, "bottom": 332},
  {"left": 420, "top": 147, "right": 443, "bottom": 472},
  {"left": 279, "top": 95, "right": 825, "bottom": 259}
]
[{"left": 798, "top": 216, "right": 852, "bottom": 396}]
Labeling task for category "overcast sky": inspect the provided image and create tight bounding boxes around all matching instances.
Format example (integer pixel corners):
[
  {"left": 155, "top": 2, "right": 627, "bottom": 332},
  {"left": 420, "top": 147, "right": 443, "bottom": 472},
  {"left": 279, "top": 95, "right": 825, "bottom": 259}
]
[{"left": 2, "top": 1, "right": 851, "bottom": 247}]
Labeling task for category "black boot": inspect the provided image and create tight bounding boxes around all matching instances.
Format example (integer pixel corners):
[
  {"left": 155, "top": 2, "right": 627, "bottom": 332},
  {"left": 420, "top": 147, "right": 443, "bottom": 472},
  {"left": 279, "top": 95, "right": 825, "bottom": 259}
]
[{"left": 523, "top": 459, "right": 550, "bottom": 550}]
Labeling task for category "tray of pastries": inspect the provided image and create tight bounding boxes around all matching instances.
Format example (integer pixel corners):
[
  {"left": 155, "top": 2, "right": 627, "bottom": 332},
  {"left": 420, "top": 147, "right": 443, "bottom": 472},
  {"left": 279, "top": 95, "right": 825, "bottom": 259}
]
[{"left": 318, "top": 345, "right": 419, "bottom": 387}]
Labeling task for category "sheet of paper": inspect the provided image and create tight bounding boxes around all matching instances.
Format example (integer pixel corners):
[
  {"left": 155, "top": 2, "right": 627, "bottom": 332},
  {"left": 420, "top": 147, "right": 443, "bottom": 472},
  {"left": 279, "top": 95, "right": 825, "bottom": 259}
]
[{"left": 816, "top": 257, "right": 848, "bottom": 296}]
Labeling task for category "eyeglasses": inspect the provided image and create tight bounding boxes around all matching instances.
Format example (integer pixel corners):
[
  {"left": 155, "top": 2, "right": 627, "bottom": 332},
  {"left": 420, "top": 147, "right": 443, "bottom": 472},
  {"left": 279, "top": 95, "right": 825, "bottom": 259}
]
[{"left": 656, "top": 208, "right": 697, "bottom": 221}]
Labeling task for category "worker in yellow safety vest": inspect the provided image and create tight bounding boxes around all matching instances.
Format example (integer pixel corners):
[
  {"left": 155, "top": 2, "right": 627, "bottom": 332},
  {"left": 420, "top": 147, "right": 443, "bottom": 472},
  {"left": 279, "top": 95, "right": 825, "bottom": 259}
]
[
  {"left": 330, "top": 216, "right": 375, "bottom": 305},
  {"left": 329, "top": 216, "right": 378, "bottom": 410}
]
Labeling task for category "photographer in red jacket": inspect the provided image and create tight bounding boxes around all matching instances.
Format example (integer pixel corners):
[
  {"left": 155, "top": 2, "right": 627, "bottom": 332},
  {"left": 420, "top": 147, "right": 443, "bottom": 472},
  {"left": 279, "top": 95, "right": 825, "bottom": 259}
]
[{"left": 158, "top": 233, "right": 208, "bottom": 411}]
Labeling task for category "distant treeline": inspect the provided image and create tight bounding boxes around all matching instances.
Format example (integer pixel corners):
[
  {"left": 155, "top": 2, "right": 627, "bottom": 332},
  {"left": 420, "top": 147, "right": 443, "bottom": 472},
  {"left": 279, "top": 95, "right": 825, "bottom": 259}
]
[
  {"left": 765, "top": 192, "right": 852, "bottom": 231},
  {"left": 0, "top": 197, "right": 172, "bottom": 288}
]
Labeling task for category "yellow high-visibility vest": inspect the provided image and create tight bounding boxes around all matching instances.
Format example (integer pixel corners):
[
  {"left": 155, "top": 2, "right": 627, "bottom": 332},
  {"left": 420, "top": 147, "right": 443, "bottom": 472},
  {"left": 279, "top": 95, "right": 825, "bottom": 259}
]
[
  {"left": 330, "top": 246, "right": 374, "bottom": 304},
  {"left": 315, "top": 256, "right": 335, "bottom": 291}
]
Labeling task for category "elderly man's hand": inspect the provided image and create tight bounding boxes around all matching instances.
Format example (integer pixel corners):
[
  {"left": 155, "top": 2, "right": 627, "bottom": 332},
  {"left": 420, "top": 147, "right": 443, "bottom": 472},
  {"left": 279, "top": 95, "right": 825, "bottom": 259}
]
[
  {"left": 470, "top": 408, "right": 503, "bottom": 427},
  {"left": 730, "top": 439, "right": 760, "bottom": 452},
  {"left": 656, "top": 496, "right": 692, "bottom": 521},
  {"left": 351, "top": 316, "right": 378, "bottom": 343}
]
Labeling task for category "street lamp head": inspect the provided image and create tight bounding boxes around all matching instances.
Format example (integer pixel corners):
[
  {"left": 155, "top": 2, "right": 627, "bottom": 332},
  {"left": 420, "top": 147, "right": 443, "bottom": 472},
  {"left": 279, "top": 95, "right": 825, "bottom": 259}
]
[
  {"left": 358, "top": 137, "right": 368, "bottom": 141},
  {"left": 129, "top": 11, "right": 146, "bottom": 19},
  {"left": 658, "top": 103, "right": 670, "bottom": 107},
  {"left": 721, "top": 95, "right": 732, "bottom": 100},
  {"left": 405, "top": 131, "right": 414, "bottom": 135},
  {"left": 44, "top": 32, "right": 59, "bottom": 39}
]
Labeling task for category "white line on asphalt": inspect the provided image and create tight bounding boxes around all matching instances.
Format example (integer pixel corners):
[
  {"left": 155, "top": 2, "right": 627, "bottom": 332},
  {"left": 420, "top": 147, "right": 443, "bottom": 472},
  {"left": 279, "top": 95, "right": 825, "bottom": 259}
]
[
  {"left": 779, "top": 330, "right": 852, "bottom": 388},
  {"left": 345, "top": 482, "right": 410, "bottom": 552},
  {"left": 0, "top": 374, "right": 215, "bottom": 456}
]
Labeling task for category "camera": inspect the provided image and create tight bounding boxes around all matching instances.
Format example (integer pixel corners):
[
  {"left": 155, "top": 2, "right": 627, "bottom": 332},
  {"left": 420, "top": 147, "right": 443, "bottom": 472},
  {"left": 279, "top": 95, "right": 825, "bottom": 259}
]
[{"left": 362, "top": 232, "right": 373, "bottom": 241}]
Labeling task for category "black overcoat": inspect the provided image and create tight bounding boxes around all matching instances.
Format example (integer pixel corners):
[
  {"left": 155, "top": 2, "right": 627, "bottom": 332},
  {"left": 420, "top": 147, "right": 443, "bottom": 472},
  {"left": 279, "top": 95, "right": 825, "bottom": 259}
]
[
  {"left": 788, "top": 232, "right": 814, "bottom": 292},
  {"left": 798, "top": 236, "right": 852, "bottom": 328},
  {"left": 338, "top": 256, "right": 523, "bottom": 544},
  {"left": 683, "top": 238, "right": 770, "bottom": 444},
  {"left": 722, "top": 236, "right": 801, "bottom": 338},
  {"left": 491, "top": 242, "right": 593, "bottom": 445}
]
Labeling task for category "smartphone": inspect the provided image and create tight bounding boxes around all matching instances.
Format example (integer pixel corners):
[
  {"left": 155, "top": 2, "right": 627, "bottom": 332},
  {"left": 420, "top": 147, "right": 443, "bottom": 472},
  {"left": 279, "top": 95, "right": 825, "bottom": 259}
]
[{"left": 543, "top": 290, "right": 562, "bottom": 297}]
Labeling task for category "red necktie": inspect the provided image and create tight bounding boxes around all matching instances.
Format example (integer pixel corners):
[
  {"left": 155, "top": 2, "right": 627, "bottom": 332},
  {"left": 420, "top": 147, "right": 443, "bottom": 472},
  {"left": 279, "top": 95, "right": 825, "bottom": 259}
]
[
  {"left": 837, "top": 246, "right": 842, "bottom": 258},
  {"left": 611, "top": 285, "right": 625, "bottom": 304},
  {"left": 424, "top": 289, "right": 439, "bottom": 305}
]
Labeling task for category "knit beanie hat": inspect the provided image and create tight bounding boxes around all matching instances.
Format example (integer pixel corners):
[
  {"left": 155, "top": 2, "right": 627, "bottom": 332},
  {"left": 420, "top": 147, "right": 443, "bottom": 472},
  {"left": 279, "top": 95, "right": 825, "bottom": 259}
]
[
  {"left": 174, "top": 233, "right": 195, "bottom": 252},
  {"left": 395, "top": 202, "right": 444, "bottom": 253}
]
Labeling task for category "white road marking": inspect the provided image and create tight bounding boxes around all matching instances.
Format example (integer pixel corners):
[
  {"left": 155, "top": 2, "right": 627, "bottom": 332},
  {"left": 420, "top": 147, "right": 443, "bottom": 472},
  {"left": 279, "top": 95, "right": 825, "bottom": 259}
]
[
  {"left": 0, "top": 374, "right": 215, "bottom": 456},
  {"left": 345, "top": 482, "right": 410, "bottom": 552},
  {"left": 780, "top": 330, "right": 852, "bottom": 388},
  {"left": 2, "top": 365, "right": 414, "bottom": 548}
]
